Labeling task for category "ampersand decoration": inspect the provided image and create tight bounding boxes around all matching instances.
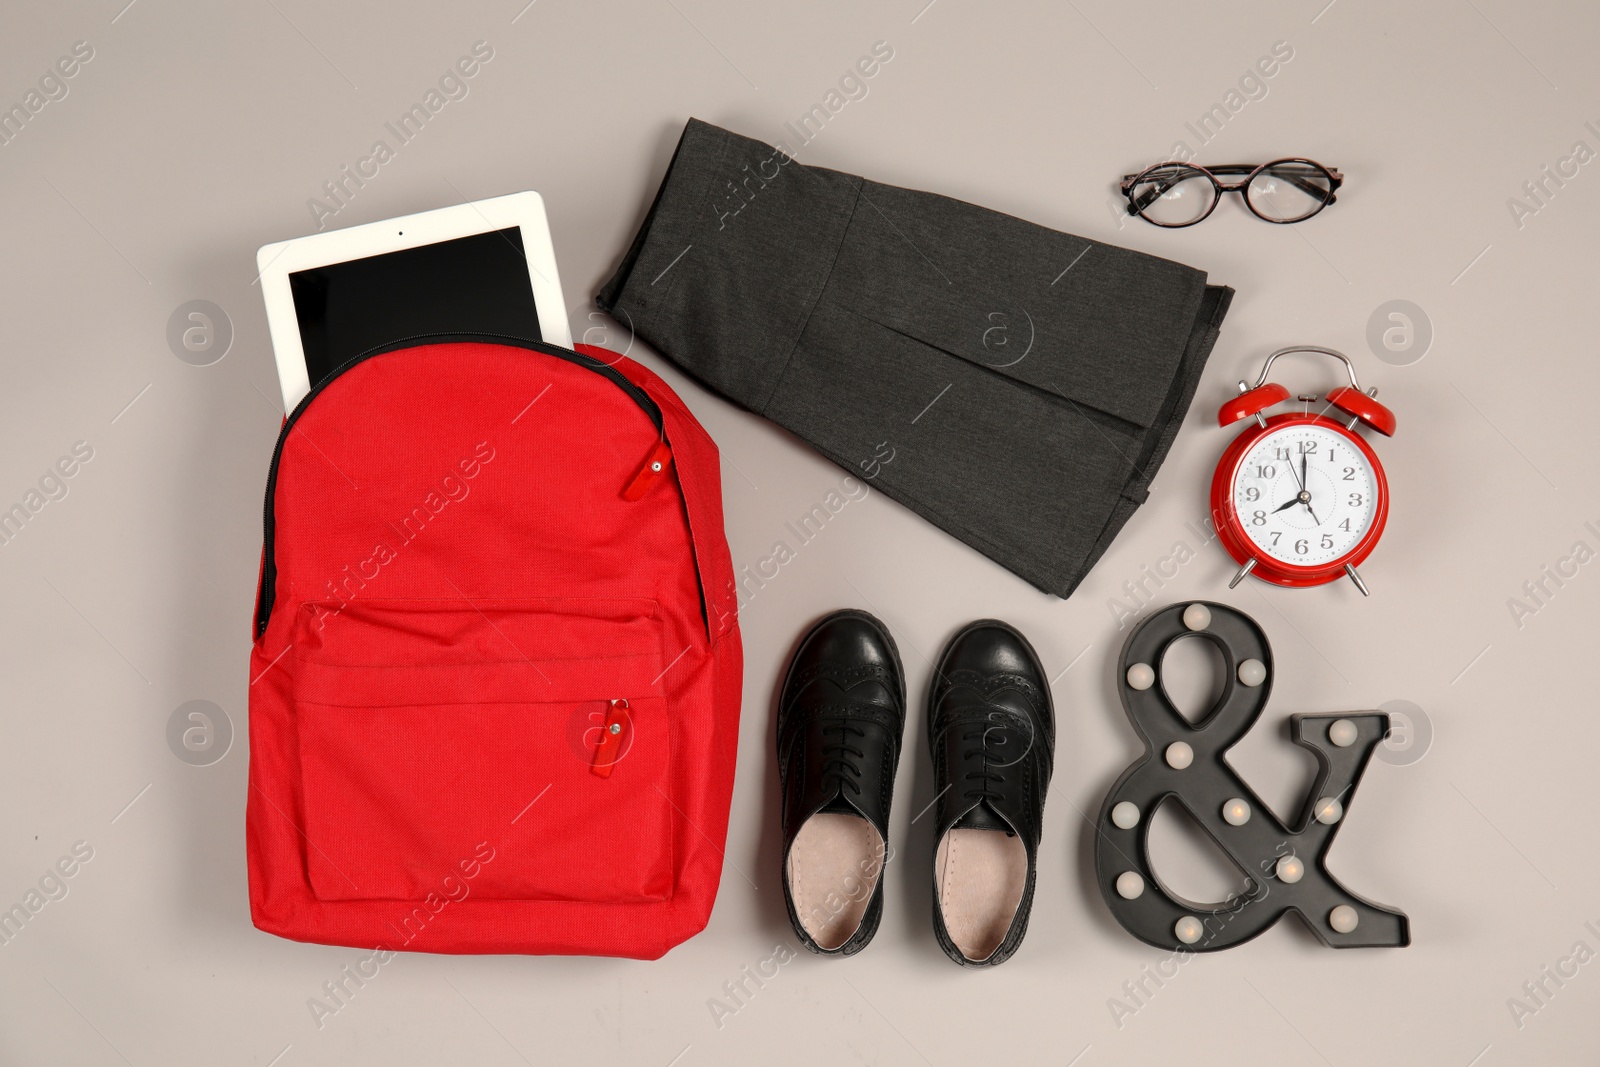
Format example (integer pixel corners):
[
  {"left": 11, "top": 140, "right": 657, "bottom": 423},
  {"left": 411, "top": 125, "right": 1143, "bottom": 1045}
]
[{"left": 1095, "top": 601, "right": 1409, "bottom": 951}]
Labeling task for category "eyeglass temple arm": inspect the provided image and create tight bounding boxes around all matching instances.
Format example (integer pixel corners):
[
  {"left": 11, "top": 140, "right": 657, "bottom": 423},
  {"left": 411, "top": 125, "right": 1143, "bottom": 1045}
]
[
  {"left": 1126, "top": 180, "right": 1182, "bottom": 214},
  {"left": 1275, "top": 172, "right": 1340, "bottom": 201},
  {"left": 1190, "top": 164, "right": 1345, "bottom": 184}
]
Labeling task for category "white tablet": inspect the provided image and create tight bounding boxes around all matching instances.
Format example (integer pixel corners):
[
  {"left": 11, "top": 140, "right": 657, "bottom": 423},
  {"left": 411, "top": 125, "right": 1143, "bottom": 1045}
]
[{"left": 257, "top": 191, "right": 571, "bottom": 412}]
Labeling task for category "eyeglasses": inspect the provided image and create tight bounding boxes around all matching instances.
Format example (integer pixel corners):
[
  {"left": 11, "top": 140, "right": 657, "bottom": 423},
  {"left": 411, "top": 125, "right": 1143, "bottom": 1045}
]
[{"left": 1120, "top": 159, "right": 1342, "bottom": 227}]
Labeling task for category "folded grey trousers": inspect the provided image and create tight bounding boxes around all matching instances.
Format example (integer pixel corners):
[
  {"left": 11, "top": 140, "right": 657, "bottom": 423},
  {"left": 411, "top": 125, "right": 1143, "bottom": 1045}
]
[{"left": 598, "top": 118, "right": 1233, "bottom": 599}]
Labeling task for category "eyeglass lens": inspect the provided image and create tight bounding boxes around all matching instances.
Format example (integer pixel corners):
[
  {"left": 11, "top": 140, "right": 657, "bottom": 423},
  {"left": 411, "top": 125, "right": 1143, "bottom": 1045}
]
[
  {"left": 1247, "top": 162, "right": 1333, "bottom": 222},
  {"left": 1130, "top": 165, "right": 1218, "bottom": 227}
]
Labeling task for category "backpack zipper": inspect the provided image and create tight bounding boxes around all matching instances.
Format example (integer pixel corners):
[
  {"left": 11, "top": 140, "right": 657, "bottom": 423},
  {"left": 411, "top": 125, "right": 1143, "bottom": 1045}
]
[
  {"left": 591, "top": 698, "right": 632, "bottom": 778},
  {"left": 255, "top": 332, "right": 664, "bottom": 639}
]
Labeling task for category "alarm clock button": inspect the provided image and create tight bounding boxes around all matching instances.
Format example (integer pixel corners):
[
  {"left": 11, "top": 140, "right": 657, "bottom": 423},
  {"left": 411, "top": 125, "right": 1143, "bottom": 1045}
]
[
  {"left": 1326, "top": 386, "right": 1397, "bottom": 436},
  {"left": 1217, "top": 383, "right": 1290, "bottom": 427}
]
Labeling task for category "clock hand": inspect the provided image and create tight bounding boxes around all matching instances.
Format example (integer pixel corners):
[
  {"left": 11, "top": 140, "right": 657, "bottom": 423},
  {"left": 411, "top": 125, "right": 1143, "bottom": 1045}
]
[
  {"left": 1278, "top": 480, "right": 1316, "bottom": 515},
  {"left": 1294, "top": 451, "right": 1321, "bottom": 523}
]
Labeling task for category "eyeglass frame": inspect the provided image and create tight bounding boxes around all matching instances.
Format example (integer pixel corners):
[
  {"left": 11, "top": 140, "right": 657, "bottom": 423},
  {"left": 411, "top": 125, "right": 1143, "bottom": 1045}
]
[{"left": 1119, "top": 159, "right": 1343, "bottom": 227}]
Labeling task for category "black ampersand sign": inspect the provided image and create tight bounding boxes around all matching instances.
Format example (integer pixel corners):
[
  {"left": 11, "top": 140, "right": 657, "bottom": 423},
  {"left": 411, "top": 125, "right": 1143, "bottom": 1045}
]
[{"left": 1095, "top": 602, "right": 1409, "bottom": 951}]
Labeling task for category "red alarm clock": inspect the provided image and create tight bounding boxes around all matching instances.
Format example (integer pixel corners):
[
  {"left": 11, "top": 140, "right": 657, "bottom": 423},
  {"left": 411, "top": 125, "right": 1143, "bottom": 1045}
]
[{"left": 1210, "top": 346, "right": 1395, "bottom": 594}]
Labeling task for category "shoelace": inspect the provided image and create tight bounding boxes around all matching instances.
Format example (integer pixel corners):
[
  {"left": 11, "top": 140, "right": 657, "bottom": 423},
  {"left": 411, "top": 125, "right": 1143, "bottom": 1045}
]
[
  {"left": 959, "top": 715, "right": 1014, "bottom": 804},
  {"left": 819, "top": 722, "right": 867, "bottom": 796}
]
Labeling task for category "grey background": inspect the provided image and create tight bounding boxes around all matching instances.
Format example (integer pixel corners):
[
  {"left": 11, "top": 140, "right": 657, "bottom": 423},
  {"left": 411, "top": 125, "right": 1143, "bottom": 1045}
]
[{"left": 0, "top": 1, "right": 1594, "bottom": 1064}]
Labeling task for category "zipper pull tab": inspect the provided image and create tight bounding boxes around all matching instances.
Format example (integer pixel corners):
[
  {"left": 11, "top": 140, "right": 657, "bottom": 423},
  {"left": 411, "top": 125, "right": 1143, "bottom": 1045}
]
[
  {"left": 622, "top": 441, "right": 672, "bottom": 501},
  {"left": 591, "top": 699, "right": 631, "bottom": 778}
]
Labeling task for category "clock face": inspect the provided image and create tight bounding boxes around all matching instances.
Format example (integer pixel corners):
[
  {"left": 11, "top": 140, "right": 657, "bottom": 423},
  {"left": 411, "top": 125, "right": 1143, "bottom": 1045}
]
[{"left": 1231, "top": 423, "right": 1379, "bottom": 569}]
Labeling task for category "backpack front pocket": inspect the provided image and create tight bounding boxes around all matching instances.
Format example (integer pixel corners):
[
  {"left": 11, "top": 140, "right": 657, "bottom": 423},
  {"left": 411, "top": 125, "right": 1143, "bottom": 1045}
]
[{"left": 288, "top": 598, "right": 674, "bottom": 905}]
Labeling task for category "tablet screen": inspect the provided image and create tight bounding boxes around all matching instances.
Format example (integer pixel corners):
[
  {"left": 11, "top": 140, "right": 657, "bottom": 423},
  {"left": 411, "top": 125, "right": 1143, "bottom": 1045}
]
[{"left": 288, "top": 227, "right": 543, "bottom": 391}]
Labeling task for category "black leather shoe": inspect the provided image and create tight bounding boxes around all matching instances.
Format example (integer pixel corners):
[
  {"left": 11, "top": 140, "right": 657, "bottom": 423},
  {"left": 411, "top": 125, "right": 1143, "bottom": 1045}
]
[
  {"left": 927, "top": 620, "right": 1054, "bottom": 966},
  {"left": 778, "top": 609, "right": 906, "bottom": 955}
]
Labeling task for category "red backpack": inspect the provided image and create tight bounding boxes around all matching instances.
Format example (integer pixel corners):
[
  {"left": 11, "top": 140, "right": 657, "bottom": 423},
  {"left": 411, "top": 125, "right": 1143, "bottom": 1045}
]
[{"left": 247, "top": 335, "right": 742, "bottom": 959}]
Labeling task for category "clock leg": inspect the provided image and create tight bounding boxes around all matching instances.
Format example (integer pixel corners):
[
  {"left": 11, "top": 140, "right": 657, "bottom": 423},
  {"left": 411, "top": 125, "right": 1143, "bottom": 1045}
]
[
  {"left": 1344, "top": 563, "right": 1370, "bottom": 596},
  {"left": 1228, "top": 558, "right": 1258, "bottom": 589}
]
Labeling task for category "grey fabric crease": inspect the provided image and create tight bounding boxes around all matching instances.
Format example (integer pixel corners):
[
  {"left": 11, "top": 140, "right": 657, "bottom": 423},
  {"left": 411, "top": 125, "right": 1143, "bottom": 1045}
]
[{"left": 598, "top": 118, "right": 1233, "bottom": 599}]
